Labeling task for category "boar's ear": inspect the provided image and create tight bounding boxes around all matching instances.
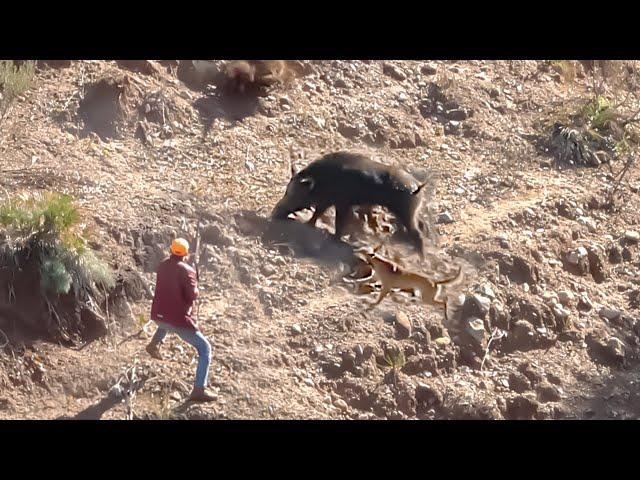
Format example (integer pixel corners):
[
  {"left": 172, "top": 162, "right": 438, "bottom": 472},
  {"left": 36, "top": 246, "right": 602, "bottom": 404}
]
[{"left": 299, "top": 176, "right": 315, "bottom": 190}]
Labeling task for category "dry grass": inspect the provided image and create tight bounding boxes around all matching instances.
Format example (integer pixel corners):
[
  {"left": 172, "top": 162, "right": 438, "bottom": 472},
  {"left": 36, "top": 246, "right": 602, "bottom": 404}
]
[
  {"left": 550, "top": 61, "right": 577, "bottom": 84},
  {"left": 0, "top": 60, "right": 35, "bottom": 122}
]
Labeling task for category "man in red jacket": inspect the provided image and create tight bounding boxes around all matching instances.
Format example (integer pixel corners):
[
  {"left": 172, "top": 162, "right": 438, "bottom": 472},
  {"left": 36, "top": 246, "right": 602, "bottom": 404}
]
[{"left": 147, "top": 238, "right": 216, "bottom": 402}]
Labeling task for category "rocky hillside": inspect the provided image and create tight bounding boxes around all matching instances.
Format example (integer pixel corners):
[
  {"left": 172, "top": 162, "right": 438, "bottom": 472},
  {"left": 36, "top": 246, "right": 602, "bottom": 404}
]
[{"left": 1, "top": 60, "right": 640, "bottom": 420}]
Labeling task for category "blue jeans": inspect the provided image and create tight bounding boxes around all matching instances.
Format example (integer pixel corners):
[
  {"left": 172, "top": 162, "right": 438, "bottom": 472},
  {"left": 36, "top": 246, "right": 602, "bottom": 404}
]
[{"left": 151, "top": 322, "right": 212, "bottom": 389}]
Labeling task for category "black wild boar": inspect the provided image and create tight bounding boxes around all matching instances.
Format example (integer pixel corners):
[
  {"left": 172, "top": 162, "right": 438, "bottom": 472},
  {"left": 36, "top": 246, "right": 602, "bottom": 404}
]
[{"left": 271, "top": 151, "right": 429, "bottom": 257}]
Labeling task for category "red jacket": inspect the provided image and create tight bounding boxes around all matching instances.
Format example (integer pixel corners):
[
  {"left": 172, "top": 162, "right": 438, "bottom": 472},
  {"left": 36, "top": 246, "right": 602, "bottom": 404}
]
[{"left": 150, "top": 255, "right": 199, "bottom": 330}]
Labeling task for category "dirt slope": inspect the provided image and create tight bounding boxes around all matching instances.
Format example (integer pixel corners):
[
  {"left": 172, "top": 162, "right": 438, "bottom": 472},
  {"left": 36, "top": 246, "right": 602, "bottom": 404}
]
[{"left": 1, "top": 60, "right": 640, "bottom": 420}]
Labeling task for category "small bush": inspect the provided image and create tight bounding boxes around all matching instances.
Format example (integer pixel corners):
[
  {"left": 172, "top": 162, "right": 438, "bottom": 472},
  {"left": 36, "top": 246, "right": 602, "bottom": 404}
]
[
  {"left": 581, "top": 95, "right": 619, "bottom": 131},
  {"left": 0, "top": 192, "right": 114, "bottom": 297},
  {"left": 0, "top": 192, "right": 81, "bottom": 245},
  {"left": 0, "top": 60, "right": 35, "bottom": 119},
  {"left": 378, "top": 348, "right": 406, "bottom": 370},
  {"left": 40, "top": 257, "right": 72, "bottom": 295}
]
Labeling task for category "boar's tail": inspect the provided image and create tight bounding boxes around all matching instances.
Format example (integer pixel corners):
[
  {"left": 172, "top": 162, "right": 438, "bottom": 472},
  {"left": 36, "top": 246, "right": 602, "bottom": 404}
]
[{"left": 411, "top": 182, "right": 429, "bottom": 196}]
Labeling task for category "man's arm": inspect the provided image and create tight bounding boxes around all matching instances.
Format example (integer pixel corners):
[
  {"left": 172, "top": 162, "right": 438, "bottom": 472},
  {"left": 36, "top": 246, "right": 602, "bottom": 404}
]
[{"left": 181, "top": 264, "right": 199, "bottom": 304}]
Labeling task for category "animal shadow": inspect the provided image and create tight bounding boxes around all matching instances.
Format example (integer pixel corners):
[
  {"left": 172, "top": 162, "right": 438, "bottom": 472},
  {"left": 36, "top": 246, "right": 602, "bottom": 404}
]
[
  {"left": 64, "top": 394, "right": 123, "bottom": 420},
  {"left": 234, "top": 210, "right": 358, "bottom": 268}
]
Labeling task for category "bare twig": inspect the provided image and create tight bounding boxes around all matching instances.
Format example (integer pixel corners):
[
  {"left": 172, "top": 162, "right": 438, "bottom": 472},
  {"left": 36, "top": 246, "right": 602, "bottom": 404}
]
[
  {"left": 125, "top": 365, "right": 137, "bottom": 420},
  {"left": 607, "top": 155, "right": 636, "bottom": 205},
  {"left": 45, "top": 297, "right": 70, "bottom": 342},
  {"left": 621, "top": 103, "right": 640, "bottom": 127},
  {"left": 0, "top": 328, "right": 8, "bottom": 349},
  {"left": 480, "top": 328, "right": 506, "bottom": 371},
  {"left": 111, "top": 362, "right": 145, "bottom": 420},
  {"left": 102, "top": 284, "right": 111, "bottom": 329},
  {"left": 612, "top": 89, "right": 634, "bottom": 110}
]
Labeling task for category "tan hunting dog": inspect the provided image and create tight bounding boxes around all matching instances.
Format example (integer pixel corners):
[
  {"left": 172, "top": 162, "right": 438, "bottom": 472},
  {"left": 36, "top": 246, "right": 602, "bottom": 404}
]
[{"left": 354, "top": 246, "right": 462, "bottom": 318}]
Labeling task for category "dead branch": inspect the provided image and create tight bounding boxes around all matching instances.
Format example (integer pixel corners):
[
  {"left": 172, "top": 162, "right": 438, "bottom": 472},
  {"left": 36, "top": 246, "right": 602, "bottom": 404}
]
[
  {"left": 102, "top": 284, "right": 113, "bottom": 334},
  {"left": 45, "top": 297, "right": 71, "bottom": 343},
  {"left": 110, "top": 362, "right": 147, "bottom": 420},
  {"left": 611, "top": 89, "right": 634, "bottom": 110},
  {"left": 480, "top": 327, "right": 506, "bottom": 371},
  {"left": 607, "top": 155, "right": 636, "bottom": 205},
  {"left": 621, "top": 102, "right": 640, "bottom": 126}
]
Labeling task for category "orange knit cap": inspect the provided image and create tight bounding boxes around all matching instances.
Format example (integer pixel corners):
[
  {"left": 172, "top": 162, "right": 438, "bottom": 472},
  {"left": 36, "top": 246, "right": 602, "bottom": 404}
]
[{"left": 170, "top": 238, "right": 189, "bottom": 257}]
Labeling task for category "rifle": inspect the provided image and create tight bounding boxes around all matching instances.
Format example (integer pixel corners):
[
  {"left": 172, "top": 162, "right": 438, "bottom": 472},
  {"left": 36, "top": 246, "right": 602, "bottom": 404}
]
[{"left": 192, "top": 216, "right": 203, "bottom": 324}]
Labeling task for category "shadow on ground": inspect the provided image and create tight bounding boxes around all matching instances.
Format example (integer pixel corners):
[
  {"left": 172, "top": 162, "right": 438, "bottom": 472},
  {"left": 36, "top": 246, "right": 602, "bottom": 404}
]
[
  {"left": 234, "top": 210, "right": 358, "bottom": 269},
  {"left": 565, "top": 357, "right": 640, "bottom": 419},
  {"left": 194, "top": 88, "right": 261, "bottom": 138}
]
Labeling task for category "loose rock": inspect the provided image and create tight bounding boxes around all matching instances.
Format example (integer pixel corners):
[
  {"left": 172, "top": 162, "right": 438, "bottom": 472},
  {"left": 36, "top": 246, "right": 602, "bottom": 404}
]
[
  {"left": 504, "top": 320, "right": 538, "bottom": 352},
  {"left": 557, "top": 290, "right": 575, "bottom": 306},
  {"left": 382, "top": 63, "right": 406, "bottom": 81},
  {"left": 624, "top": 230, "right": 640, "bottom": 244},
  {"left": 606, "top": 337, "right": 626, "bottom": 363},
  {"left": 420, "top": 64, "right": 437, "bottom": 76},
  {"left": 577, "top": 294, "right": 594, "bottom": 311},
  {"left": 508, "top": 372, "right": 532, "bottom": 393},
  {"left": 333, "top": 399, "right": 349, "bottom": 411},
  {"left": 537, "top": 381, "right": 562, "bottom": 402},
  {"left": 599, "top": 308, "right": 622, "bottom": 322},
  {"left": 436, "top": 211, "right": 455, "bottom": 224},
  {"left": 587, "top": 246, "right": 607, "bottom": 283},
  {"left": 567, "top": 247, "right": 588, "bottom": 265},
  {"left": 415, "top": 383, "right": 443, "bottom": 407},
  {"left": 506, "top": 394, "right": 540, "bottom": 420},
  {"left": 465, "top": 318, "right": 486, "bottom": 346},
  {"left": 201, "top": 224, "right": 234, "bottom": 247},
  {"left": 394, "top": 311, "right": 412, "bottom": 338}
]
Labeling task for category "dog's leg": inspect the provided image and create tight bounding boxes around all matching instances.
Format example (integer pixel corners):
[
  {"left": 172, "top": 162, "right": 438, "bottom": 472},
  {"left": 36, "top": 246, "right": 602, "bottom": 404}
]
[{"left": 367, "top": 285, "right": 391, "bottom": 310}]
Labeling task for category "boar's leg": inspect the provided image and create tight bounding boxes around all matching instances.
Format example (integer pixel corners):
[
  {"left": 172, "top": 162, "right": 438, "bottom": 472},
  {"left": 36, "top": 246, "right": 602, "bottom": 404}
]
[
  {"left": 308, "top": 203, "right": 331, "bottom": 226},
  {"left": 333, "top": 203, "right": 352, "bottom": 240}
]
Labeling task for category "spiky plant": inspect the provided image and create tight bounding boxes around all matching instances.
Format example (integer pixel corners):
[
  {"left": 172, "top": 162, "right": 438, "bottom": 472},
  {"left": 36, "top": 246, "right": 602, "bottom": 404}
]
[{"left": 377, "top": 347, "right": 406, "bottom": 385}]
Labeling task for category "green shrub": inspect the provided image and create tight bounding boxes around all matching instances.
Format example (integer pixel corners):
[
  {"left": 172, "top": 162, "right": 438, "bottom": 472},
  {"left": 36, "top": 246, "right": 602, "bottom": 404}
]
[
  {"left": 0, "top": 192, "right": 81, "bottom": 245},
  {"left": 0, "top": 192, "right": 114, "bottom": 297},
  {"left": 581, "top": 95, "right": 619, "bottom": 130},
  {"left": 40, "top": 257, "right": 72, "bottom": 295}
]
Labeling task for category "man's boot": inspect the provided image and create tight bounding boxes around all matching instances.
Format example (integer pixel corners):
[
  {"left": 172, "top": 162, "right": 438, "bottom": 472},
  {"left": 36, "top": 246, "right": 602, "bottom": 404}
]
[
  {"left": 146, "top": 341, "right": 163, "bottom": 360},
  {"left": 189, "top": 386, "right": 218, "bottom": 402}
]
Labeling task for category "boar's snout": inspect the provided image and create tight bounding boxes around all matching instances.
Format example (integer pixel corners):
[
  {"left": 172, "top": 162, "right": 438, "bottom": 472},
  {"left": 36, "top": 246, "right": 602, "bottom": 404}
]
[{"left": 271, "top": 200, "right": 290, "bottom": 219}]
